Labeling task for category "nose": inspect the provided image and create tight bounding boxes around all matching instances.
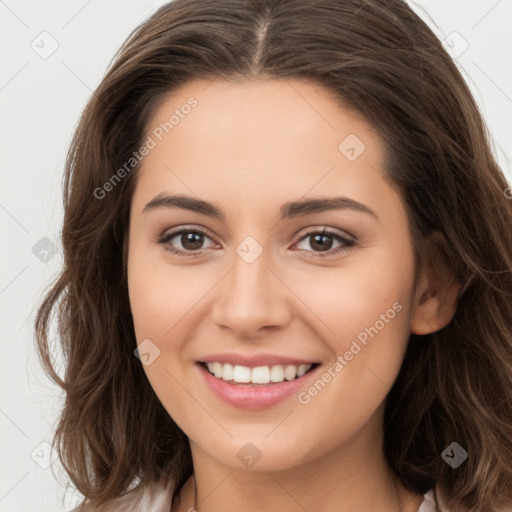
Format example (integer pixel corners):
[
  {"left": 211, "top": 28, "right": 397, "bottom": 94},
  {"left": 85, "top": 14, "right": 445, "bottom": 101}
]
[{"left": 210, "top": 250, "right": 292, "bottom": 339}]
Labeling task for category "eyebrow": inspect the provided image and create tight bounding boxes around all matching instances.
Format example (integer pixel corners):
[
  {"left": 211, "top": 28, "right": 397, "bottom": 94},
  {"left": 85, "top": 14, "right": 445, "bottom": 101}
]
[{"left": 143, "top": 193, "right": 379, "bottom": 221}]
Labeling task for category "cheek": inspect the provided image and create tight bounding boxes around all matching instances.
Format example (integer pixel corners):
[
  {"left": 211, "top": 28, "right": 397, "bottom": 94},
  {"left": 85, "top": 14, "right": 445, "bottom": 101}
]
[
  {"left": 291, "top": 247, "right": 414, "bottom": 352},
  {"left": 128, "top": 244, "right": 210, "bottom": 341},
  {"left": 287, "top": 246, "right": 415, "bottom": 425},
  {"left": 124, "top": 228, "right": 417, "bottom": 469},
  {"left": 127, "top": 253, "right": 204, "bottom": 428},
  {"left": 289, "top": 246, "right": 414, "bottom": 436}
]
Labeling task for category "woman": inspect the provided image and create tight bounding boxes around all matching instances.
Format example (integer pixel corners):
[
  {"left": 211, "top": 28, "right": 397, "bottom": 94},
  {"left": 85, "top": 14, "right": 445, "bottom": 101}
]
[{"left": 35, "top": 0, "right": 512, "bottom": 511}]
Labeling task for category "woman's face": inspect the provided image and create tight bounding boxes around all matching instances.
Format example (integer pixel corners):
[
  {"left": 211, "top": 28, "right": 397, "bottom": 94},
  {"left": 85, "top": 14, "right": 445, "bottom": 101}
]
[{"left": 127, "top": 77, "right": 420, "bottom": 471}]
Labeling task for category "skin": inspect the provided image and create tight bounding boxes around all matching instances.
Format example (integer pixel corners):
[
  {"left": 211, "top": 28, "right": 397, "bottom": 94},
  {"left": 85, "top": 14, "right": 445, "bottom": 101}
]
[{"left": 127, "top": 77, "right": 459, "bottom": 512}]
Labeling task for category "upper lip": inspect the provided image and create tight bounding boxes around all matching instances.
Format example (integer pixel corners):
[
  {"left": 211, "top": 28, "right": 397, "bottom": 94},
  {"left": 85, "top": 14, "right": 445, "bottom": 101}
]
[{"left": 198, "top": 353, "right": 319, "bottom": 368}]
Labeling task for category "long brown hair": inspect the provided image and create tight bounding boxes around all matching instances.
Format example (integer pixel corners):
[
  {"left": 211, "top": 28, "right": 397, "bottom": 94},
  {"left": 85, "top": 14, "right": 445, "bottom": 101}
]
[{"left": 35, "top": 1, "right": 512, "bottom": 510}]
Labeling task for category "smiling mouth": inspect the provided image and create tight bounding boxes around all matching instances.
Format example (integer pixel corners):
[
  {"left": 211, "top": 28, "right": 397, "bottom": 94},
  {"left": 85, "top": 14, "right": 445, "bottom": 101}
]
[{"left": 198, "top": 361, "right": 320, "bottom": 386}]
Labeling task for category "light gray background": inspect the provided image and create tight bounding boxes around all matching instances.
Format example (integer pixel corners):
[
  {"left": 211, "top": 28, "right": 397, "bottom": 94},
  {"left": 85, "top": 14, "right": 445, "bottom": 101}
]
[{"left": 1, "top": 1, "right": 511, "bottom": 511}]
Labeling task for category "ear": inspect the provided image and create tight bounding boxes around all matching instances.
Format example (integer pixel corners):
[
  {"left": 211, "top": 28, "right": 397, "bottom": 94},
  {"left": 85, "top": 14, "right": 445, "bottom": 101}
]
[{"left": 410, "top": 232, "right": 462, "bottom": 335}]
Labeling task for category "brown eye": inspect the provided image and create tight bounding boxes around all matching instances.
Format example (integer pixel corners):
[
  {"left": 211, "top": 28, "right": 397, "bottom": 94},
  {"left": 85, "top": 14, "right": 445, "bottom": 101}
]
[
  {"left": 294, "top": 229, "right": 356, "bottom": 257},
  {"left": 158, "top": 228, "right": 216, "bottom": 256},
  {"left": 179, "top": 232, "right": 204, "bottom": 251},
  {"left": 309, "top": 233, "right": 335, "bottom": 251}
]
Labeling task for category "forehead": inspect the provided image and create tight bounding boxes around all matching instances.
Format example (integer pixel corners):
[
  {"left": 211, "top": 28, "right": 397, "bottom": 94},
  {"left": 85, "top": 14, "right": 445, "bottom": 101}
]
[
  {"left": 132, "top": 77, "right": 396, "bottom": 221},
  {"left": 143, "top": 76, "right": 383, "bottom": 162}
]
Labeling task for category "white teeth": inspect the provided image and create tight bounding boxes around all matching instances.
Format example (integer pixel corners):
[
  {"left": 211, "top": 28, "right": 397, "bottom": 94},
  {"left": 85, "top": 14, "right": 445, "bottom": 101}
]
[
  {"left": 204, "top": 362, "right": 313, "bottom": 383},
  {"left": 270, "top": 365, "right": 284, "bottom": 382},
  {"left": 251, "top": 366, "right": 270, "bottom": 384},
  {"left": 213, "top": 362, "right": 223, "bottom": 378},
  {"left": 284, "top": 365, "right": 297, "bottom": 381},
  {"left": 221, "top": 363, "right": 234, "bottom": 381},
  {"left": 233, "top": 365, "right": 251, "bottom": 383},
  {"left": 297, "top": 364, "right": 308, "bottom": 377}
]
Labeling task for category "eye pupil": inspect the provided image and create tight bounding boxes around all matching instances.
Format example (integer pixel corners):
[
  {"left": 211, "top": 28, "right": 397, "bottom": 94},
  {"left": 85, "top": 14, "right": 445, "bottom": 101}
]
[
  {"left": 311, "top": 233, "right": 333, "bottom": 251},
  {"left": 182, "top": 232, "right": 203, "bottom": 250},
  {"left": 161, "top": 228, "right": 351, "bottom": 257}
]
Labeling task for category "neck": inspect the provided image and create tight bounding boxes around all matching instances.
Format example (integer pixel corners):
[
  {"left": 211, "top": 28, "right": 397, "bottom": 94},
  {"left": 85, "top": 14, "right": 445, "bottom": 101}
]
[{"left": 174, "top": 419, "right": 424, "bottom": 512}]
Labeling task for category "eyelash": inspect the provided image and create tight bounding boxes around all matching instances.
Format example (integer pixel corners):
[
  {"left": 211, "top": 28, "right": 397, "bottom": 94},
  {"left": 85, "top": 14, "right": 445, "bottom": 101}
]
[{"left": 157, "top": 226, "right": 357, "bottom": 259}]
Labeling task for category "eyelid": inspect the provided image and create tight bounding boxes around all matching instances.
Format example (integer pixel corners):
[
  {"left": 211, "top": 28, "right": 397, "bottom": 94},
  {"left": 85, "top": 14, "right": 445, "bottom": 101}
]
[
  {"left": 157, "top": 224, "right": 357, "bottom": 257},
  {"left": 294, "top": 225, "right": 356, "bottom": 243},
  {"left": 158, "top": 225, "right": 219, "bottom": 250},
  {"left": 159, "top": 224, "right": 217, "bottom": 241},
  {"left": 292, "top": 227, "right": 356, "bottom": 258},
  {"left": 159, "top": 224, "right": 356, "bottom": 243}
]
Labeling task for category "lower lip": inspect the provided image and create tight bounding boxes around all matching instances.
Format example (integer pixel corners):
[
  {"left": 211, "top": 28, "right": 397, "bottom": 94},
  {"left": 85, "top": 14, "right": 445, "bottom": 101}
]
[{"left": 197, "top": 363, "right": 320, "bottom": 410}]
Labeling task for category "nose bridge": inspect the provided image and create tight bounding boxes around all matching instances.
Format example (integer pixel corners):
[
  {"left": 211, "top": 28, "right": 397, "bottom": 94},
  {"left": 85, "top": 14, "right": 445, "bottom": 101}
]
[{"left": 211, "top": 242, "right": 290, "bottom": 335}]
